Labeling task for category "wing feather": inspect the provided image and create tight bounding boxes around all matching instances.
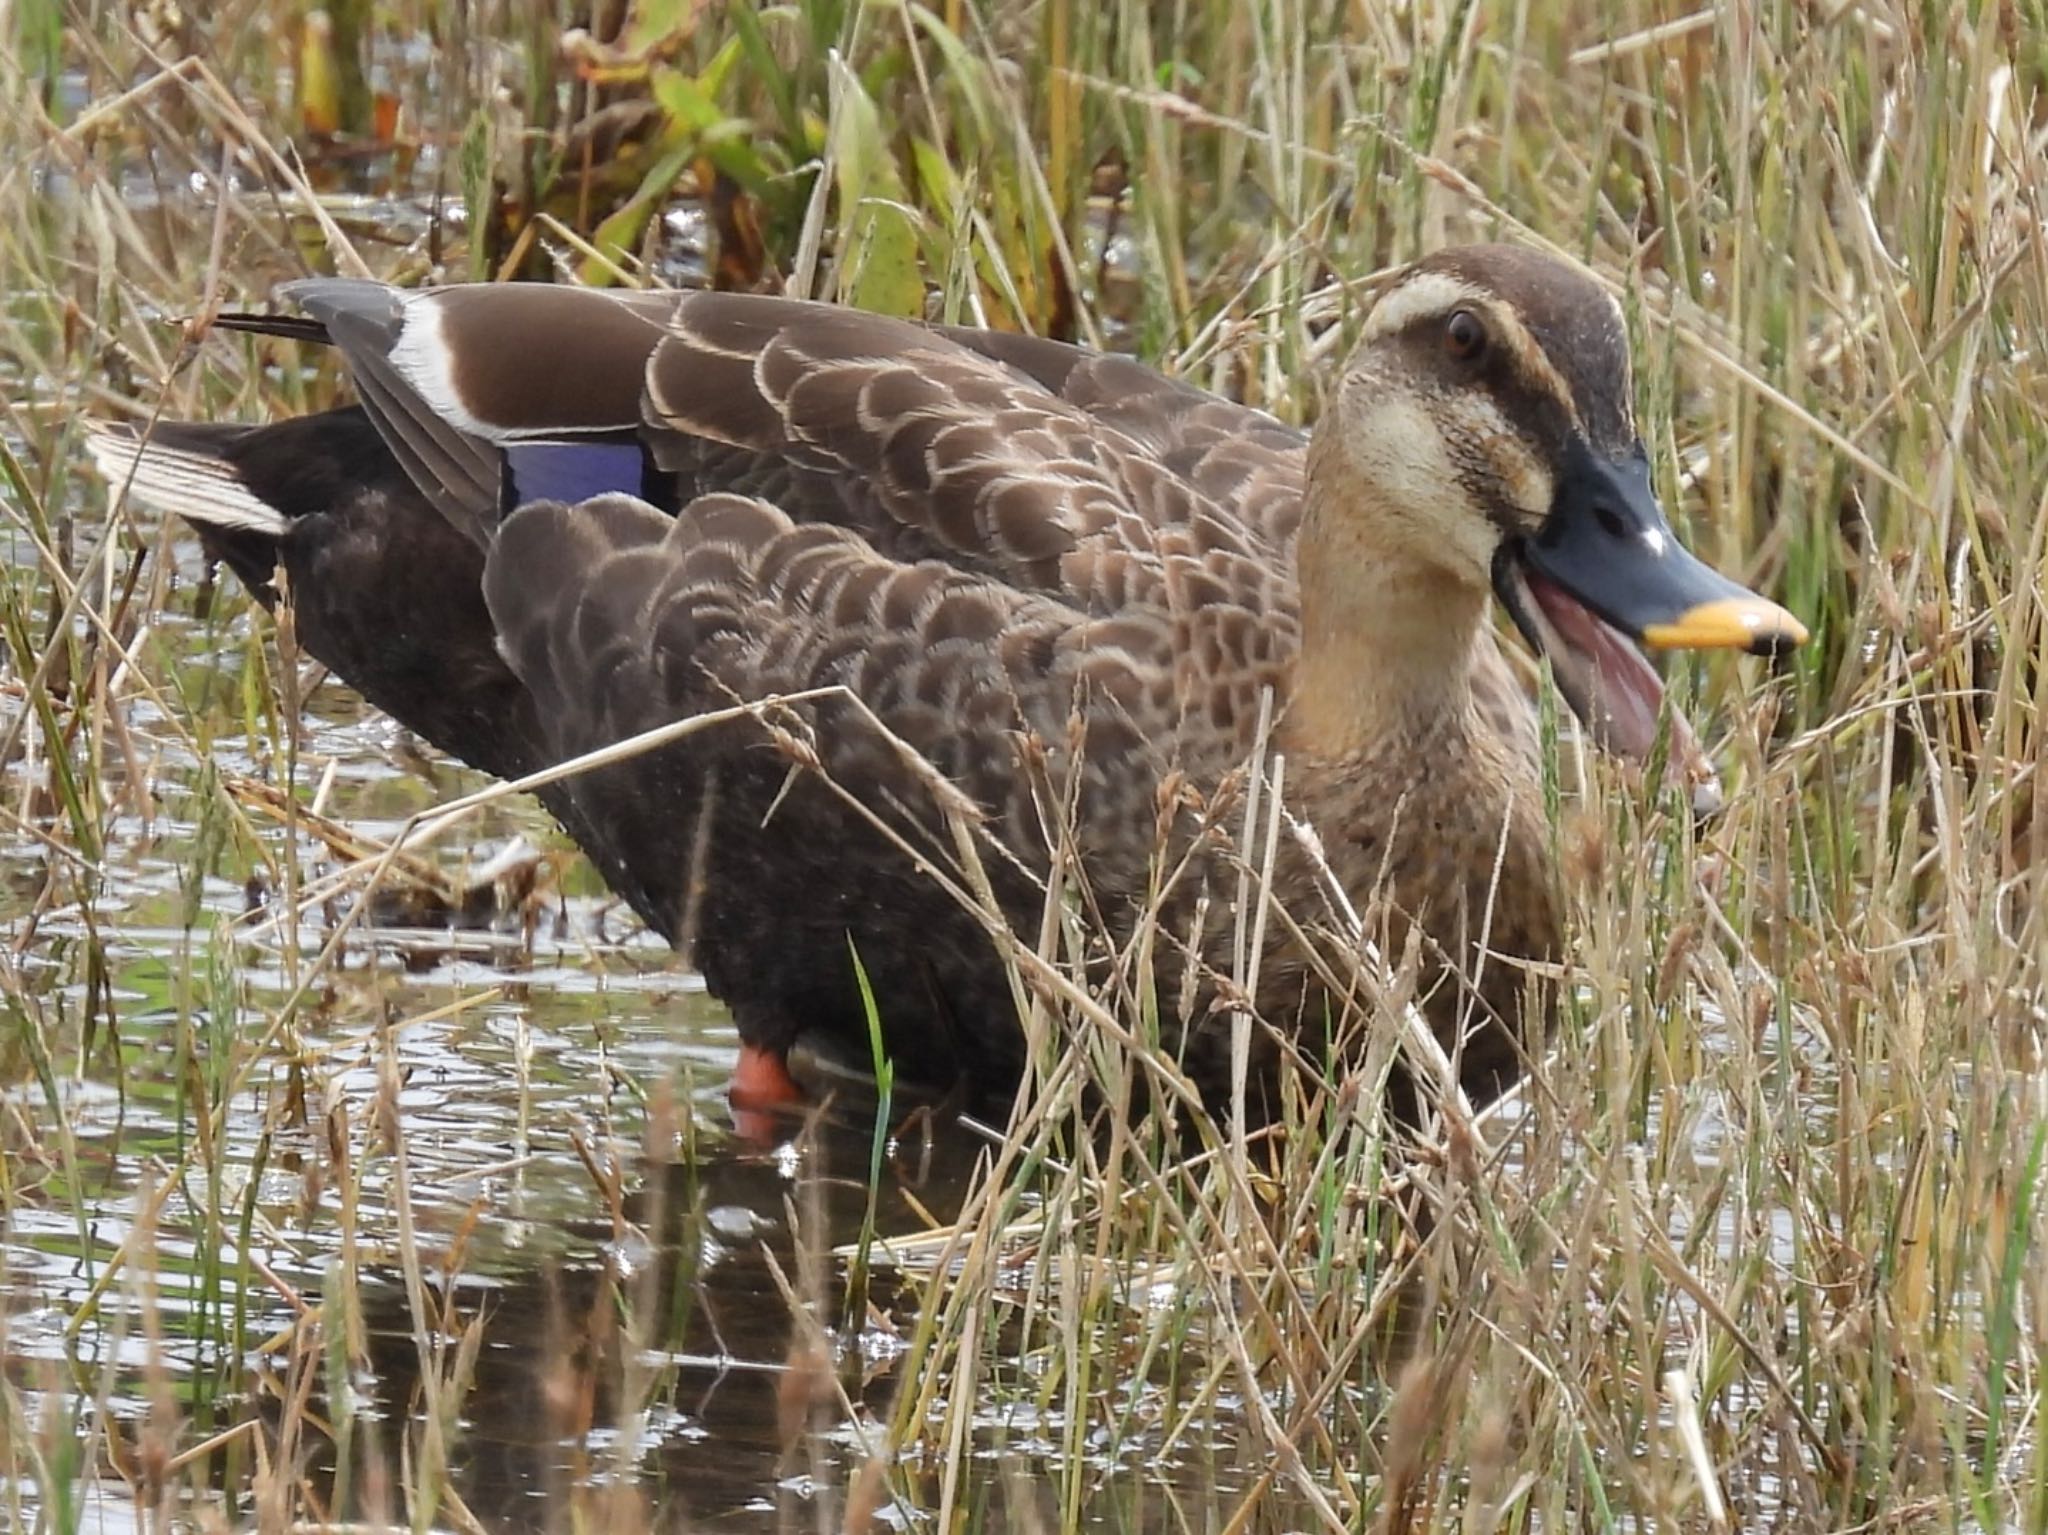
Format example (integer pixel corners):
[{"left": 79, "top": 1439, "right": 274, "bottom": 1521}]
[{"left": 484, "top": 491, "right": 1263, "bottom": 899}]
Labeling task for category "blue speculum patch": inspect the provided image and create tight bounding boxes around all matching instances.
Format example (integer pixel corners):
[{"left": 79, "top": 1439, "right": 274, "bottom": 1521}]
[{"left": 504, "top": 441, "right": 648, "bottom": 508}]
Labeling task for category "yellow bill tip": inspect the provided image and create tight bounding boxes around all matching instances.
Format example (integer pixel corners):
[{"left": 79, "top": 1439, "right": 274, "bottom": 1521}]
[{"left": 1642, "top": 596, "right": 1809, "bottom": 656}]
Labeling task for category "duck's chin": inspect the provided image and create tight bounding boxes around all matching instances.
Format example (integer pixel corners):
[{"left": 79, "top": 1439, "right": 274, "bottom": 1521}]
[{"left": 1495, "top": 556, "right": 1725, "bottom": 818}]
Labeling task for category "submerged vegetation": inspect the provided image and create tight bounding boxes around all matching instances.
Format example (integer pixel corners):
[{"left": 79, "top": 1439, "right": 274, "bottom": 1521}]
[{"left": 3, "top": 0, "right": 2047, "bottom": 1529}]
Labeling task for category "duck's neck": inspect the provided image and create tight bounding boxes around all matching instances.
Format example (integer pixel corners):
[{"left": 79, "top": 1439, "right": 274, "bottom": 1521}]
[{"left": 1283, "top": 488, "right": 1489, "bottom": 762}]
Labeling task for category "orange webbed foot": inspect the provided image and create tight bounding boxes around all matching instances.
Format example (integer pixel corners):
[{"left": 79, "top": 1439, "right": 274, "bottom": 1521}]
[{"left": 728, "top": 1043, "right": 808, "bottom": 1140}]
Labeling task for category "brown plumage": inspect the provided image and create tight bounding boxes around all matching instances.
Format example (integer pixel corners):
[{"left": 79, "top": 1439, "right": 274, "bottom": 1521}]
[{"left": 88, "top": 247, "right": 1805, "bottom": 1117}]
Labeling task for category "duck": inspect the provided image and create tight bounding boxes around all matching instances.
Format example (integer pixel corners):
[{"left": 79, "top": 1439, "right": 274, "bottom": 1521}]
[{"left": 88, "top": 245, "right": 1806, "bottom": 1121}]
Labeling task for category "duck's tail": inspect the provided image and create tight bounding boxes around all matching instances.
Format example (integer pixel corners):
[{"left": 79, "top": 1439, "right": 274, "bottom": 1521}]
[{"left": 84, "top": 419, "right": 288, "bottom": 538}]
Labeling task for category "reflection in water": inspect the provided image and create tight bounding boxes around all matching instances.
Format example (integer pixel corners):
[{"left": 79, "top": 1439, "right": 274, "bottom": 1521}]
[
  {"left": 289, "top": 1053, "right": 1285, "bottom": 1530},
  {"left": 347, "top": 1106, "right": 983, "bottom": 1529}
]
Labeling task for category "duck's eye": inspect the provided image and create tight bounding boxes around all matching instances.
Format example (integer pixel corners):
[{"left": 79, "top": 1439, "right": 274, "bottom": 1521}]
[{"left": 1445, "top": 310, "right": 1488, "bottom": 363}]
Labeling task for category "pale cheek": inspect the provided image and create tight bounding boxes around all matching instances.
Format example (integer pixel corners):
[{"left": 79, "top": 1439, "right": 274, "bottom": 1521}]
[
  {"left": 1347, "top": 397, "right": 1456, "bottom": 522},
  {"left": 1339, "top": 395, "right": 1498, "bottom": 584}
]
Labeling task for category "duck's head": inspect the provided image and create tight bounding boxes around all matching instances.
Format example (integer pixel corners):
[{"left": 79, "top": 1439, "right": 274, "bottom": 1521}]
[{"left": 1317, "top": 243, "right": 1806, "bottom": 768}]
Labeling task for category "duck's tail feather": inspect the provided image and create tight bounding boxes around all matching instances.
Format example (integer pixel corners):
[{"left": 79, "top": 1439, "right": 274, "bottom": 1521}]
[{"left": 84, "top": 419, "right": 288, "bottom": 538}]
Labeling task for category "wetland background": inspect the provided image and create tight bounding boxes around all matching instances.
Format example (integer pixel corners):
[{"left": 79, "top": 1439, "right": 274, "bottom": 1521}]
[{"left": 4, "top": 0, "right": 2048, "bottom": 1530}]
